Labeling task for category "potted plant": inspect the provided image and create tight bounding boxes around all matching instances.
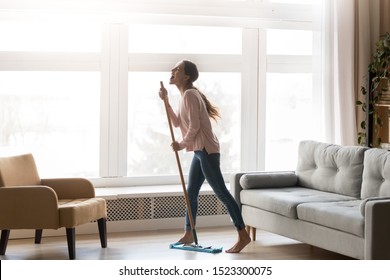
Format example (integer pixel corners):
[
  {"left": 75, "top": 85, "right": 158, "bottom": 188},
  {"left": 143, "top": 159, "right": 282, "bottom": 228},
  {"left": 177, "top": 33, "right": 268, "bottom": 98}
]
[{"left": 357, "top": 32, "right": 390, "bottom": 146}]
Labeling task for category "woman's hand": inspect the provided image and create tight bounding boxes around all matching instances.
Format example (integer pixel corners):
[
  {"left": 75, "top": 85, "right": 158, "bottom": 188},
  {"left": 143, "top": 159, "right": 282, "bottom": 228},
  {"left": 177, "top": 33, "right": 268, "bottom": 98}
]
[
  {"left": 159, "top": 81, "right": 168, "bottom": 101},
  {"left": 171, "top": 141, "right": 183, "bottom": 151}
]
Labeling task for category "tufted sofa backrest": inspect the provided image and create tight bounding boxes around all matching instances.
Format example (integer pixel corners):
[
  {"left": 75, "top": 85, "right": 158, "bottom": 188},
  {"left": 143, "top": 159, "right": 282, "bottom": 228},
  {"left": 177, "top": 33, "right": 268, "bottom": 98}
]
[
  {"left": 361, "top": 148, "right": 390, "bottom": 199},
  {"left": 296, "top": 140, "right": 369, "bottom": 198}
]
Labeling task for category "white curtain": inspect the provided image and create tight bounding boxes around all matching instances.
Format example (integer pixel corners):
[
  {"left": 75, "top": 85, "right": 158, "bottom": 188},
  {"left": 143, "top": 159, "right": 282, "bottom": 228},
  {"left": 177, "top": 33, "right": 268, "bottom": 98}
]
[
  {"left": 317, "top": 0, "right": 357, "bottom": 145},
  {"left": 318, "top": 0, "right": 390, "bottom": 146}
]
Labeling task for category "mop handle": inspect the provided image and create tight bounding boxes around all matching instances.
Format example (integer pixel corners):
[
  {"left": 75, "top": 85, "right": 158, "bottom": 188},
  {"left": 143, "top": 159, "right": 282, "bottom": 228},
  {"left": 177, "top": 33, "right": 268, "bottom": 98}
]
[{"left": 160, "top": 81, "right": 198, "bottom": 245}]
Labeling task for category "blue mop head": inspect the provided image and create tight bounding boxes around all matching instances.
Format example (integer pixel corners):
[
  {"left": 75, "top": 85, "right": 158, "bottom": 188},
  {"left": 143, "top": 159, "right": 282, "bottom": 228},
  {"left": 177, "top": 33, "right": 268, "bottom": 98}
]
[{"left": 169, "top": 242, "right": 223, "bottom": 254}]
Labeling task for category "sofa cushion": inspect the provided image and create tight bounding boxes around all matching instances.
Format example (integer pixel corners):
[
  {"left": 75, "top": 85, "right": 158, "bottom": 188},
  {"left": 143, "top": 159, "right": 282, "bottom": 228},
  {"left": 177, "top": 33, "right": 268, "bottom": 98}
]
[
  {"left": 361, "top": 148, "right": 390, "bottom": 199},
  {"left": 297, "top": 200, "right": 364, "bottom": 237},
  {"left": 240, "top": 187, "right": 356, "bottom": 219},
  {"left": 296, "top": 140, "right": 368, "bottom": 198},
  {"left": 239, "top": 171, "right": 297, "bottom": 189}
]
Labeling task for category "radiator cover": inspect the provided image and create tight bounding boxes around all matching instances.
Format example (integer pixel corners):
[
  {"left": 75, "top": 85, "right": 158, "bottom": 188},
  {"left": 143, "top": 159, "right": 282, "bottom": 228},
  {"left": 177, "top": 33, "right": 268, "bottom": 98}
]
[{"left": 106, "top": 194, "right": 228, "bottom": 221}]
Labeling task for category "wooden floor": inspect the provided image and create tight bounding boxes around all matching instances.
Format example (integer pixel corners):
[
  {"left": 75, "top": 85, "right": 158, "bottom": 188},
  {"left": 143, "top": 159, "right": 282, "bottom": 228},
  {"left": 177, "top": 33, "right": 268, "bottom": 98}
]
[{"left": 0, "top": 226, "right": 354, "bottom": 260}]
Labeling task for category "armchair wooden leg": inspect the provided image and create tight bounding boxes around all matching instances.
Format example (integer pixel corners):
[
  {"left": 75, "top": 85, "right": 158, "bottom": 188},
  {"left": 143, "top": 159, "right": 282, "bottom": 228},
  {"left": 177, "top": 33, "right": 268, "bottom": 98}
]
[
  {"left": 66, "top": 228, "right": 76, "bottom": 260},
  {"left": 97, "top": 218, "right": 107, "bottom": 248},
  {"left": 35, "top": 229, "right": 43, "bottom": 244},
  {"left": 0, "top": 229, "right": 10, "bottom": 255}
]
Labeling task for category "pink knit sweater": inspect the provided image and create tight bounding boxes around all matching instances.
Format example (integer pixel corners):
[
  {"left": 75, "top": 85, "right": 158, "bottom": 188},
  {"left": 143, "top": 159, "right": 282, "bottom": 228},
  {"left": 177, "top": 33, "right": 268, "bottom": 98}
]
[{"left": 168, "top": 88, "right": 220, "bottom": 154}]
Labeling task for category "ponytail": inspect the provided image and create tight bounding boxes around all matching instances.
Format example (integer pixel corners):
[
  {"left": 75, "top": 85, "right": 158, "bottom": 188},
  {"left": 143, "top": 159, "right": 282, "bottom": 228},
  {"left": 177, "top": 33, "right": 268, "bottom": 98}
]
[{"left": 197, "top": 88, "right": 220, "bottom": 121}]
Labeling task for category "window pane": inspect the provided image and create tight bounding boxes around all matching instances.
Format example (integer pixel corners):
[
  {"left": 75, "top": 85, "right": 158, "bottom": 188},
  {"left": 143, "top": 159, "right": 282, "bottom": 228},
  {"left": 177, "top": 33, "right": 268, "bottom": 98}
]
[
  {"left": 0, "top": 21, "right": 101, "bottom": 52},
  {"left": 129, "top": 25, "right": 241, "bottom": 54},
  {"left": 265, "top": 73, "right": 315, "bottom": 170},
  {"left": 0, "top": 72, "right": 100, "bottom": 177},
  {"left": 267, "top": 29, "right": 312, "bottom": 55},
  {"left": 127, "top": 72, "right": 241, "bottom": 176}
]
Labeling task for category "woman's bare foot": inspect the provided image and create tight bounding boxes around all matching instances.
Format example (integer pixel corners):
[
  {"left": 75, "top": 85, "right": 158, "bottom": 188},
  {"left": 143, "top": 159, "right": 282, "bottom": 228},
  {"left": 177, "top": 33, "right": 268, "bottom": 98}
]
[
  {"left": 225, "top": 228, "right": 251, "bottom": 253},
  {"left": 178, "top": 230, "right": 194, "bottom": 244}
]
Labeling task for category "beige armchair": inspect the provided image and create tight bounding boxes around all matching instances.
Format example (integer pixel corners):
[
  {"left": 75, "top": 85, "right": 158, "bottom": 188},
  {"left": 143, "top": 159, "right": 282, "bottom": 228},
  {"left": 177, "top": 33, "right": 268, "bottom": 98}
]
[{"left": 0, "top": 153, "right": 107, "bottom": 259}]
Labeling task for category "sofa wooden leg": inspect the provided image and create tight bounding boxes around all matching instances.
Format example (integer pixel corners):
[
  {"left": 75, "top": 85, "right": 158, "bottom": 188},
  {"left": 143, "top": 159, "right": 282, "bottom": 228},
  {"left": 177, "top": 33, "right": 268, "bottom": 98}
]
[
  {"left": 245, "top": 226, "right": 257, "bottom": 241},
  {"left": 251, "top": 227, "right": 257, "bottom": 241},
  {"left": 35, "top": 229, "right": 43, "bottom": 244},
  {"left": 97, "top": 218, "right": 107, "bottom": 248},
  {"left": 66, "top": 228, "right": 76, "bottom": 260},
  {"left": 0, "top": 229, "right": 10, "bottom": 255}
]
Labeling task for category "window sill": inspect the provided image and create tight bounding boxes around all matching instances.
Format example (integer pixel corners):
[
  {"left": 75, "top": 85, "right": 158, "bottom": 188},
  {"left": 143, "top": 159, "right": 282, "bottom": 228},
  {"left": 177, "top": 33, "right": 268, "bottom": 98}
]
[{"left": 94, "top": 183, "right": 223, "bottom": 200}]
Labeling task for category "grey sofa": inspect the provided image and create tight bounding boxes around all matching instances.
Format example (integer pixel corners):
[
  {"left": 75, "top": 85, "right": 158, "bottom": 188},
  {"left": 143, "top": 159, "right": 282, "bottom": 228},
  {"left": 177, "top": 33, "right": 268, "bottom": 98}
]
[{"left": 231, "top": 140, "right": 390, "bottom": 259}]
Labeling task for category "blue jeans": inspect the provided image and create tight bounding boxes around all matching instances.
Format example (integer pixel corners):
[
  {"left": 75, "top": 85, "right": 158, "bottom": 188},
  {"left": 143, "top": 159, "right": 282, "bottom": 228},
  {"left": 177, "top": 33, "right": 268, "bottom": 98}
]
[{"left": 184, "top": 149, "right": 245, "bottom": 231}]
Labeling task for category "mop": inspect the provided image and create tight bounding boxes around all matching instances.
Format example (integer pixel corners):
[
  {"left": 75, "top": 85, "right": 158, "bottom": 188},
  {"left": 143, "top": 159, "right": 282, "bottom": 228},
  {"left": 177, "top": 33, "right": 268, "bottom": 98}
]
[{"left": 160, "top": 81, "right": 222, "bottom": 254}]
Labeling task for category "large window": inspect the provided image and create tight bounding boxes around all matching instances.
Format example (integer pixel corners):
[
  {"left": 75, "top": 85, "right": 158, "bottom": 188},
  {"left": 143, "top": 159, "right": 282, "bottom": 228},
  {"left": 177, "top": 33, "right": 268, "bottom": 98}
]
[{"left": 0, "top": 1, "right": 319, "bottom": 183}]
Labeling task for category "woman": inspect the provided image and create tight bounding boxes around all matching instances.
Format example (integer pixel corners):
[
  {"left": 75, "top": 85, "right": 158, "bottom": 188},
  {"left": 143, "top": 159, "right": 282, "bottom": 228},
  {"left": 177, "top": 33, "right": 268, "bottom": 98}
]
[{"left": 159, "top": 60, "right": 251, "bottom": 253}]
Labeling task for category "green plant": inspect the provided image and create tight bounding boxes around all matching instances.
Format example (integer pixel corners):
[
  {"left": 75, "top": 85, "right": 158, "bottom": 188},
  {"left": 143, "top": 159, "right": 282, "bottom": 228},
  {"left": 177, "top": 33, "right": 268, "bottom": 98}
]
[{"left": 357, "top": 32, "right": 390, "bottom": 146}]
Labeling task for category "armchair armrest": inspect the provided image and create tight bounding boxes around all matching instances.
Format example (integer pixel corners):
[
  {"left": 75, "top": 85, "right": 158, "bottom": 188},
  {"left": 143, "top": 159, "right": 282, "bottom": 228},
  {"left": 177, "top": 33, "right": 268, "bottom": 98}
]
[
  {"left": 41, "top": 178, "right": 95, "bottom": 199},
  {"left": 364, "top": 198, "right": 390, "bottom": 259},
  {"left": 0, "top": 186, "right": 59, "bottom": 229}
]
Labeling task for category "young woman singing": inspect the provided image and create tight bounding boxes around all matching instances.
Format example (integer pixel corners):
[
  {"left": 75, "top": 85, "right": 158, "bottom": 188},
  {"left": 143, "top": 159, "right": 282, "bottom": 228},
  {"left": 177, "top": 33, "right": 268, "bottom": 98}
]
[{"left": 158, "top": 60, "right": 250, "bottom": 253}]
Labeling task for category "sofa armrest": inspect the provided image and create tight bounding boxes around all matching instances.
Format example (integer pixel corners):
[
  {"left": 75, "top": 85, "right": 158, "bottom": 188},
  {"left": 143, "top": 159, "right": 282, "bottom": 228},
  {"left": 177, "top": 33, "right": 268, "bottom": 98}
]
[
  {"left": 41, "top": 178, "right": 95, "bottom": 199},
  {"left": 239, "top": 171, "right": 297, "bottom": 190},
  {"left": 364, "top": 198, "right": 390, "bottom": 259},
  {"left": 230, "top": 171, "right": 297, "bottom": 210},
  {"left": 360, "top": 196, "right": 390, "bottom": 216},
  {"left": 230, "top": 172, "right": 248, "bottom": 210},
  {"left": 0, "top": 186, "right": 59, "bottom": 229}
]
